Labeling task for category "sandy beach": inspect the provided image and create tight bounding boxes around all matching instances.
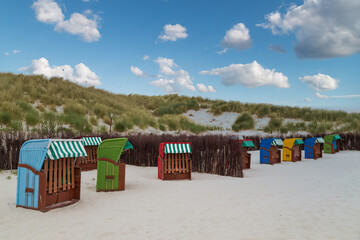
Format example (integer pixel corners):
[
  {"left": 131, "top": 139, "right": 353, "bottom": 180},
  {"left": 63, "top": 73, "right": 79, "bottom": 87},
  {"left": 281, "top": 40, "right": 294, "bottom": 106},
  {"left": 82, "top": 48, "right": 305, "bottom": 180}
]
[{"left": 1, "top": 150, "right": 359, "bottom": 240}]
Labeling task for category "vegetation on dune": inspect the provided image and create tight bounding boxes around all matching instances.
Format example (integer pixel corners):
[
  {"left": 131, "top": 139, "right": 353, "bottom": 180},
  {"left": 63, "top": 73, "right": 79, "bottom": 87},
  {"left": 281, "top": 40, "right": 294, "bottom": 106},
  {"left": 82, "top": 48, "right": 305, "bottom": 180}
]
[
  {"left": 0, "top": 72, "right": 359, "bottom": 134},
  {"left": 232, "top": 112, "right": 254, "bottom": 132}
]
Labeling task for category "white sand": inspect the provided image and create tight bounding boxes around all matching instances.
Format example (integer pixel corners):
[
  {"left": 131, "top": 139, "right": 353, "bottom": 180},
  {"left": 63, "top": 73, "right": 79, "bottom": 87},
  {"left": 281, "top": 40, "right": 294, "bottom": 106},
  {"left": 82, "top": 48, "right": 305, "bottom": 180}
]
[{"left": 1, "top": 151, "right": 360, "bottom": 240}]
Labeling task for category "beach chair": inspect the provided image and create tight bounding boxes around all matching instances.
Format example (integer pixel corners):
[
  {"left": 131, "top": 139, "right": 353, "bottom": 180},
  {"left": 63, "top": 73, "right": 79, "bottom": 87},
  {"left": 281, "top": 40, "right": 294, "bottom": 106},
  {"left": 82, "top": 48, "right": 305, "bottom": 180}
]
[
  {"left": 75, "top": 136, "right": 102, "bottom": 171},
  {"left": 305, "top": 137, "right": 324, "bottom": 159},
  {"left": 158, "top": 142, "right": 192, "bottom": 180},
  {"left": 283, "top": 138, "right": 304, "bottom": 162},
  {"left": 16, "top": 139, "right": 87, "bottom": 212},
  {"left": 260, "top": 138, "right": 283, "bottom": 164},
  {"left": 324, "top": 134, "right": 341, "bottom": 154},
  {"left": 96, "top": 138, "right": 133, "bottom": 191},
  {"left": 232, "top": 139, "right": 255, "bottom": 169}
]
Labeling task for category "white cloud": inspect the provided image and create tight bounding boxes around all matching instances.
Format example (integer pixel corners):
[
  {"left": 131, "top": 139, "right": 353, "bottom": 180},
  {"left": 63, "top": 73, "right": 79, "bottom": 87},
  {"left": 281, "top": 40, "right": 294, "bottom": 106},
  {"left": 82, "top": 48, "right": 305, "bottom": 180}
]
[
  {"left": 217, "top": 48, "right": 228, "bottom": 55},
  {"left": 130, "top": 66, "right": 145, "bottom": 77},
  {"left": 32, "top": 0, "right": 64, "bottom": 24},
  {"left": 143, "top": 55, "right": 149, "bottom": 61},
  {"left": 20, "top": 57, "right": 101, "bottom": 86},
  {"left": 305, "top": 97, "right": 312, "bottom": 102},
  {"left": 257, "top": 0, "right": 360, "bottom": 58},
  {"left": 300, "top": 73, "right": 360, "bottom": 100},
  {"left": 152, "top": 57, "right": 196, "bottom": 92},
  {"left": 200, "top": 61, "right": 289, "bottom": 88},
  {"left": 158, "top": 24, "right": 188, "bottom": 42},
  {"left": 315, "top": 92, "right": 329, "bottom": 99},
  {"left": 155, "top": 57, "right": 176, "bottom": 75},
  {"left": 55, "top": 13, "right": 101, "bottom": 42},
  {"left": 150, "top": 79, "right": 178, "bottom": 93},
  {"left": 221, "top": 23, "right": 252, "bottom": 51},
  {"left": 299, "top": 74, "right": 339, "bottom": 92},
  {"left": 316, "top": 92, "right": 360, "bottom": 99},
  {"left": 32, "top": 0, "right": 101, "bottom": 42},
  {"left": 197, "top": 84, "right": 216, "bottom": 93},
  {"left": 4, "top": 50, "right": 21, "bottom": 56}
]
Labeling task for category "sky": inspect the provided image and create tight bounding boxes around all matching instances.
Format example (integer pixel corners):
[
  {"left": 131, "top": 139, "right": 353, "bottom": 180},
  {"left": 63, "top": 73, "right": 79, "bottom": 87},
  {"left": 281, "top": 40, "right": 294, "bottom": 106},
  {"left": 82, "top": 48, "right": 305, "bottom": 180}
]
[{"left": 0, "top": 0, "right": 359, "bottom": 112}]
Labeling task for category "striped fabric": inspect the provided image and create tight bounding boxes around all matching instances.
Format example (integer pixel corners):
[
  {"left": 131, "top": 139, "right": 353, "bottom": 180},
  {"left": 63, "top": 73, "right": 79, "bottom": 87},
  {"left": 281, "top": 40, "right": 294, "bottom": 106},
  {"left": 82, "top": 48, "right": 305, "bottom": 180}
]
[
  {"left": 164, "top": 143, "right": 191, "bottom": 154},
  {"left": 272, "top": 139, "right": 284, "bottom": 146},
  {"left": 46, "top": 140, "right": 87, "bottom": 160},
  {"left": 82, "top": 137, "right": 102, "bottom": 146},
  {"left": 316, "top": 137, "right": 325, "bottom": 143}
]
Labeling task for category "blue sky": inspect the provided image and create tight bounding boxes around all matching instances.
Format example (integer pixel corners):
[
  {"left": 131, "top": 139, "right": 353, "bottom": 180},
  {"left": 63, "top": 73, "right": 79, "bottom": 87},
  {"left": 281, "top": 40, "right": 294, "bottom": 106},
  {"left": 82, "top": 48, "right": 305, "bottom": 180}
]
[{"left": 1, "top": 0, "right": 359, "bottom": 112}]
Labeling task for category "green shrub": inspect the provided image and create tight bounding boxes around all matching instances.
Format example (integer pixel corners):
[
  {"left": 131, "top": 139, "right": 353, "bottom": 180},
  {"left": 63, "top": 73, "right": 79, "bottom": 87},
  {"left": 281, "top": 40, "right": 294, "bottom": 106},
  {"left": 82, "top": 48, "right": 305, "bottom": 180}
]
[
  {"left": 280, "top": 127, "right": 288, "bottom": 134},
  {"left": 9, "top": 120, "right": 23, "bottom": 131},
  {"left": 257, "top": 105, "right": 270, "bottom": 118},
  {"left": 25, "top": 111, "right": 40, "bottom": 126},
  {"left": 265, "top": 115, "right": 283, "bottom": 132},
  {"left": 0, "top": 110, "right": 11, "bottom": 126},
  {"left": 159, "top": 123, "right": 166, "bottom": 131},
  {"left": 60, "top": 112, "right": 90, "bottom": 132},
  {"left": 114, "top": 121, "right": 126, "bottom": 132},
  {"left": 16, "top": 101, "right": 33, "bottom": 112},
  {"left": 232, "top": 112, "right": 254, "bottom": 131},
  {"left": 63, "top": 103, "right": 87, "bottom": 115}
]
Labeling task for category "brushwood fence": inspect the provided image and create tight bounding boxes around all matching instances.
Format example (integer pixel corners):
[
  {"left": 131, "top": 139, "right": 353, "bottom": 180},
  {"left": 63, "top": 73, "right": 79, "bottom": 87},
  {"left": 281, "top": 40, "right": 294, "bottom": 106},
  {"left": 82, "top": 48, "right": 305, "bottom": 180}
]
[{"left": 1, "top": 131, "right": 359, "bottom": 176}]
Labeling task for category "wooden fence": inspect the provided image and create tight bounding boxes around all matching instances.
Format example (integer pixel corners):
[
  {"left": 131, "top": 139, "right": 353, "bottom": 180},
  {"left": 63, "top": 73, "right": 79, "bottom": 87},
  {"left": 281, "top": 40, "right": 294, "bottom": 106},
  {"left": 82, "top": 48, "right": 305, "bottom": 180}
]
[{"left": 1, "top": 131, "right": 359, "bottom": 177}]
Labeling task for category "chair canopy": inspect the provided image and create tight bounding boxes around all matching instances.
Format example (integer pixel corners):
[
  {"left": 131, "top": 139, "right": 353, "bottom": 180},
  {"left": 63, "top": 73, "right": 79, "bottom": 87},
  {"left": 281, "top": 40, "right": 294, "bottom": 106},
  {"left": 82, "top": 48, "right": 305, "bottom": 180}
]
[
  {"left": 97, "top": 138, "right": 133, "bottom": 162},
  {"left": 260, "top": 138, "right": 283, "bottom": 150},
  {"left": 324, "top": 134, "right": 341, "bottom": 143},
  {"left": 19, "top": 139, "right": 87, "bottom": 171},
  {"left": 305, "top": 137, "right": 325, "bottom": 147},
  {"left": 81, "top": 136, "right": 102, "bottom": 146},
  {"left": 240, "top": 139, "right": 255, "bottom": 148},
  {"left": 283, "top": 138, "right": 304, "bottom": 149}
]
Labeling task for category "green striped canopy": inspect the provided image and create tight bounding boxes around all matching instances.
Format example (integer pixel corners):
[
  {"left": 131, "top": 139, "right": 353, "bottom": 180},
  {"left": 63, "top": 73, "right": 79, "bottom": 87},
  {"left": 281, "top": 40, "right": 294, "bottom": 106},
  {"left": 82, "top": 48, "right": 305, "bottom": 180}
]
[
  {"left": 272, "top": 139, "right": 284, "bottom": 146},
  {"left": 164, "top": 143, "right": 191, "bottom": 154},
  {"left": 294, "top": 139, "right": 304, "bottom": 145},
  {"left": 46, "top": 139, "right": 87, "bottom": 160},
  {"left": 82, "top": 137, "right": 102, "bottom": 146},
  {"left": 316, "top": 137, "right": 325, "bottom": 143}
]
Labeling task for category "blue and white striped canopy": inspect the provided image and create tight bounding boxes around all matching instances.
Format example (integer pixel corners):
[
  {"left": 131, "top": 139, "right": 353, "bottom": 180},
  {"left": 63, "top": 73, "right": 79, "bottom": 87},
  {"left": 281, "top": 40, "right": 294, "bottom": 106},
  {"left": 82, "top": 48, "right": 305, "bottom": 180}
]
[
  {"left": 82, "top": 137, "right": 102, "bottom": 146},
  {"left": 46, "top": 140, "right": 87, "bottom": 160},
  {"left": 164, "top": 143, "right": 192, "bottom": 154}
]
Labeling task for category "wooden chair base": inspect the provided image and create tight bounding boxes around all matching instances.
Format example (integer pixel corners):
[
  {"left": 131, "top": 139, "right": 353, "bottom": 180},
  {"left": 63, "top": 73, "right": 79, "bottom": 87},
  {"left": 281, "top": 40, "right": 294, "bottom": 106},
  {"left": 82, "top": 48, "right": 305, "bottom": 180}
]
[{"left": 163, "top": 172, "right": 191, "bottom": 180}]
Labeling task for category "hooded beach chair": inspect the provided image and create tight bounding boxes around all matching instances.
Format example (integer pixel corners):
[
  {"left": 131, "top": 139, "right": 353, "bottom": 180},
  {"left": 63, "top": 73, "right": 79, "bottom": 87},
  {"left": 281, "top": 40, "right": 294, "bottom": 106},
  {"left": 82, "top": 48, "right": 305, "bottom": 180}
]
[
  {"left": 16, "top": 139, "right": 87, "bottom": 212},
  {"left": 158, "top": 142, "right": 192, "bottom": 180},
  {"left": 324, "top": 134, "right": 341, "bottom": 154},
  {"left": 96, "top": 138, "right": 133, "bottom": 191},
  {"left": 282, "top": 138, "right": 304, "bottom": 162},
  {"left": 75, "top": 136, "right": 102, "bottom": 171},
  {"left": 260, "top": 138, "right": 283, "bottom": 164},
  {"left": 305, "top": 137, "right": 324, "bottom": 159},
  {"left": 232, "top": 139, "right": 255, "bottom": 169}
]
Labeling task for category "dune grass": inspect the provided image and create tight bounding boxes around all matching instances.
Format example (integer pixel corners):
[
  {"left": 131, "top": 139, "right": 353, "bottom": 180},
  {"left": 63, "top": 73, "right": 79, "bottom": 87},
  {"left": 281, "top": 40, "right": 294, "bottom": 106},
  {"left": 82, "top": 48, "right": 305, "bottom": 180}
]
[{"left": 0, "top": 72, "right": 359, "bottom": 134}]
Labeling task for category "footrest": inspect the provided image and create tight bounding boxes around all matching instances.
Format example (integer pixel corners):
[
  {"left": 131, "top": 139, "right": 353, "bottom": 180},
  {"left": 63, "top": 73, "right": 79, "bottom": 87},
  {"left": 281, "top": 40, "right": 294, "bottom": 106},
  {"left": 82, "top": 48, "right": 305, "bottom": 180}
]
[{"left": 106, "top": 175, "right": 114, "bottom": 180}]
